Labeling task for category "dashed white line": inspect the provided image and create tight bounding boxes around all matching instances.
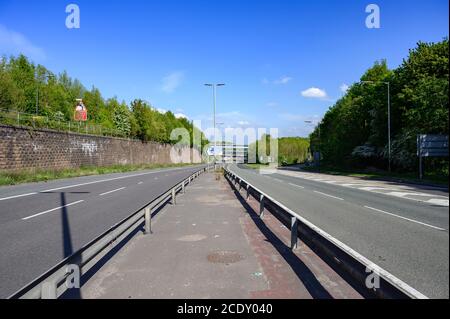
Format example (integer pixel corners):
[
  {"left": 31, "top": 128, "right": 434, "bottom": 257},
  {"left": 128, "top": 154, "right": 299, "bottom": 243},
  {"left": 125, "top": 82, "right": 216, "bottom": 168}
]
[
  {"left": 289, "top": 183, "right": 305, "bottom": 189},
  {"left": 363, "top": 206, "right": 446, "bottom": 231},
  {"left": 0, "top": 166, "right": 198, "bottom": 202},
  {"left": 22, "top": 200, "right": 84, "bottom": 221},
  {"left": 99, "top": 187, "right": 126, "bottom": 196},
  {"left": 313, "top": 191, "right": 344, "bottom": 201},
  {"left": 0, "top": 192, "right": 38, "bottom": 201},
  {"left": 138, "top": 182, "right": 143, "bottom": 185}
]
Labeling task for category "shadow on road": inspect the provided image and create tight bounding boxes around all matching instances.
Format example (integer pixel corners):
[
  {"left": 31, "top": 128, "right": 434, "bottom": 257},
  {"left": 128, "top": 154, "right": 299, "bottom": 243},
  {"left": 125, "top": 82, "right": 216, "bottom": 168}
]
[
  {"left": 225, "top": 178, "right": 333, "bottom": 299},
  {"left": 59, "top": 192, "right": 81, "bottom": 299}
]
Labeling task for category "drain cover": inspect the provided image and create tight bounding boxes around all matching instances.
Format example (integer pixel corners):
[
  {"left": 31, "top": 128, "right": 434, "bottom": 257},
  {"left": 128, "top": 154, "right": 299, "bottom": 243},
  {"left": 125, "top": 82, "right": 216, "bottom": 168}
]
[{"left": 207, "top": 250, "right": 244, "bottom": 264}]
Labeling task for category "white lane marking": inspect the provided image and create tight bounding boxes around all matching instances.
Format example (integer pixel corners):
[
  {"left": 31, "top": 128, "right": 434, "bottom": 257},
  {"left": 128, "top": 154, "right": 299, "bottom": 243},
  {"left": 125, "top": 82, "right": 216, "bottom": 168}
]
[
  {"left": 274, "top": 178, "right": 284, "bottom": 183},
  {"left": 363, "top": 206, "right": 446, "bottom": 231},
  {"left": 0, "top": 192, "right": 38, "bottom": 202},
  {"left": 229, "top": 166, "right": 428, "bottom": 299},
  {"left": 387, "top": 191, "right": 449, "bottom": 199},
  {"left": 359, "top": 187, "right": 395, "bottom": 191},
  {"left": 22, "top": 200, "right": 84, "bottom": 221},
  {"left": 0, "top": 166, "right": 198, "bottom": 202},
  {"left": 313, "top": 191, "right": 344, "bottom": 201},
  {"left": 138, "top": 182, "right": 143, "bottom": 185},
  {"left": 289, "top": 183, "right": 305, "bottom": 189},
  {"left": 99, "top": 187, "right": 126, "bottom": 196},
  {"left": 341, "top": 183, "right": 365, "bottom": 187},
  {"left": 427, "top": 198, "right": 449, "bottom": 207}
]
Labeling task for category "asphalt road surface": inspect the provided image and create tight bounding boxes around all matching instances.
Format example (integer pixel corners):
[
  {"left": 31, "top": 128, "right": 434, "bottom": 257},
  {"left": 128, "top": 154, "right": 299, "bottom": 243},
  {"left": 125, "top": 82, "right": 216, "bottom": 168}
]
[
  {"left": 227, "top": 164, "right": 449, "bottom": 299},
  {"left": 0, "top": 165, "right": 205, "bottom": 298}
]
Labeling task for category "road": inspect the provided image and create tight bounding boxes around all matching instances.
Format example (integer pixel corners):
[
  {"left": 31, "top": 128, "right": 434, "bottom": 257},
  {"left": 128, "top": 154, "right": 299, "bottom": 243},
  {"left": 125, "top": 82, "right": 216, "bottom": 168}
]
[
  {"left": 227, "top": 164, "right": 449, "bottom": 299},
  {"left": 0, "top": 165, "right": 205, "bottom": 298}
]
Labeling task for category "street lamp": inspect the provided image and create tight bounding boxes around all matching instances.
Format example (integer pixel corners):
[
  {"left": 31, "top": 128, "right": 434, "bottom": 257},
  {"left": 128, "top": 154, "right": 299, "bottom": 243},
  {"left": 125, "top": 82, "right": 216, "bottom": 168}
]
[
  {"left": 361, "top": 80, "right": 391, "bottom": 172},
  {"left": 204, "top": 83, "right": 225, "bottom": 161}
]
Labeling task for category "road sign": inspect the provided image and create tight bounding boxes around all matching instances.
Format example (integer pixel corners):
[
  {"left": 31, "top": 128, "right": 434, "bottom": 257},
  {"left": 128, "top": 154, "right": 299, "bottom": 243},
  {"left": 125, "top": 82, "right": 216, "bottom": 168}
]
[
  {"left": 417, "top": 135, "right": 448, "bottom": 157},
  {"left": 417, "top": 134, "right": 448, "bottom": 179}
]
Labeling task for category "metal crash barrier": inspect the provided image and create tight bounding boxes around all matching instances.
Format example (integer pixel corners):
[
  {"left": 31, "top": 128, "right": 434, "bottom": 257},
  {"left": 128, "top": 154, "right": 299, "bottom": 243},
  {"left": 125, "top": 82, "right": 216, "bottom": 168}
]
[
  {"left": 223, "top": 167, "right": 428, "bottom": 299},
  {"left": 9, "top": 165, "right": 214, "bottom": 299}
]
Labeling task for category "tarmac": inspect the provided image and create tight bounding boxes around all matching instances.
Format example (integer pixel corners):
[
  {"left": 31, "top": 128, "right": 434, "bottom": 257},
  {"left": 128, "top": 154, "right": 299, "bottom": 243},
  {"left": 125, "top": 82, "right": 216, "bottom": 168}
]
[{"left": 79, "top": 172, "right": 362, "bottom": 299}]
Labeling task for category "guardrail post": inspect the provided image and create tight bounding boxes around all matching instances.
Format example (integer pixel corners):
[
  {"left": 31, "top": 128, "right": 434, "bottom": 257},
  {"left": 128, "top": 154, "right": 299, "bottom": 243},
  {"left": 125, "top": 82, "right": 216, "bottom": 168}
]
[
  {"left": 41, "top": 281, "right": 57, "bottom": 299},
  {"left": 259, "top": 195, "right": 265, "bottom": 218},
  {"left": 144, "top": 207, "right": 152, "bottom": 235},
  {"left": 246, "top": 185, "right": 250, "bottom": 201},
  {"left": 172, "top": 188, "right": 176, "bottom": 205},
  {"left": 182, "top": 181, "right": 185, "bottom": 194},
  {"left": 291, "top": 217, "right": 299, "bottom": 250},
  {"left": 238, "top": 179, "right": 242, "bottom": 191}
]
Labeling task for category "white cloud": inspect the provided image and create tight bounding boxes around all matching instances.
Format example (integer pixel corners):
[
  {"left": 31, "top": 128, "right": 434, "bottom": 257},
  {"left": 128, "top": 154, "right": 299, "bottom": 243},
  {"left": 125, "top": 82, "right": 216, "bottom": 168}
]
[
  {"left": 301, "top": 87, "right": 328, "bottom": 99},
  {"left": 274, "top": 76, "right": 293, "bottom": 85},
  {"left": 157, "top": 108, "right": 167, "bottom": 114},
  {"left": 174, "top": 113, "right": 188, "bottom": 119},
  {"left": 266, "top": 102, "right": 278, "bottom": 108},
  {"left": 0, "top": 24, "right": 46, "bottom": 61},
  {"left": 161, "top": 71, "right": 184, "bottom": 93},
  {"left": 340, "top": 83, "right": 350, "bottom": 93},
  {"left": 279, "top": 113, "right": 322, "bottom": 123},
  {"left": 262, "top": 76, "right": 293, "bottom": 85},
  {"left": 237, "top": 120, "right": 250, "bottom": 126}
]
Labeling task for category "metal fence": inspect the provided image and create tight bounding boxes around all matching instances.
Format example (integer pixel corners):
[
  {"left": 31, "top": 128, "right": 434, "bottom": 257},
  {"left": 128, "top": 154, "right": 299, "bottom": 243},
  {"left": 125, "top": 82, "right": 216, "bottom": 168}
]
[
  {"left": 9, "top": 165, "right": 212, "bottom": 299},
  {"left": 0, "top": 109, "right": 127, "bottom": 138},
  {"left": 223, "top": 167, "right": 428, "bottom": 299}
]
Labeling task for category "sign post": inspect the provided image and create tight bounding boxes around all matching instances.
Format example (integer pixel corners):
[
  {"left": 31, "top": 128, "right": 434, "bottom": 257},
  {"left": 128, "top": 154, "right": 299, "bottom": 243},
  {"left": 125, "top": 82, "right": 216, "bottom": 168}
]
[{"left": 417, "top": 135, "right": 448, "bottom": 179}]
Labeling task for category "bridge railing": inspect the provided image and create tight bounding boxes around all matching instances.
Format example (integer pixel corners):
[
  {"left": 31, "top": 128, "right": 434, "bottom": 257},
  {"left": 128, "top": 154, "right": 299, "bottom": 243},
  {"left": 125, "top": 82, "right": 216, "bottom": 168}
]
[
  {"left": 223, "top": 166, "right": 428, "bottom": 299},
  {"left": 9, "top": 165, "right": 213, "bottom": 299}
]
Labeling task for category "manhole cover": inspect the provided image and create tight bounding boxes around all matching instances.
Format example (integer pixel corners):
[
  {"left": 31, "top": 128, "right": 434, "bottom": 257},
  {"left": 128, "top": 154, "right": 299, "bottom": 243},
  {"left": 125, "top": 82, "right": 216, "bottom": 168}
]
[{"left": 207, "top": 250, "right": 244, "bottom": 264}]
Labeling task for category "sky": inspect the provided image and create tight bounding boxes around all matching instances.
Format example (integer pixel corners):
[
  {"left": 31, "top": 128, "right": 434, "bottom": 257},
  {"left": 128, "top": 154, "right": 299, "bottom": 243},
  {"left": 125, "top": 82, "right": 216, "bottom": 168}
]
[{"left": 0, "top": 0, "right": 448, "bottom": 138}]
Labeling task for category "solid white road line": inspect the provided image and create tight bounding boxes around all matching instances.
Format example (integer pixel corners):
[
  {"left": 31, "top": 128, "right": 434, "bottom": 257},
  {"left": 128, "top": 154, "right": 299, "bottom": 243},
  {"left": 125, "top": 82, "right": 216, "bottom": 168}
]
[
  {"left": 99, "top": 187, "right": 126, "bottom": 196},
  {"left": 0, "top": 192, "right": 38, "bottom": 202},
  {"left": 363, "top": 206, "right": 446, "bottom": 231},
  {"left": 22, "top": 200, "right": 85, "bottom": 221},
  {"left": 289, "top": 183, "right": 305, "bottom": 189},
  {"left": 313, "top": 191, "right": 344, "bottom": 201}
]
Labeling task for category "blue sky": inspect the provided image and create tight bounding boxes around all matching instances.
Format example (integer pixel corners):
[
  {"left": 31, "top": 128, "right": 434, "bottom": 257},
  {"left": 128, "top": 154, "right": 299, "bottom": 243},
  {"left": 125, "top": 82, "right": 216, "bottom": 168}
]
[{"left": 0, "top": 0, "right": 448, "bottom": 137}]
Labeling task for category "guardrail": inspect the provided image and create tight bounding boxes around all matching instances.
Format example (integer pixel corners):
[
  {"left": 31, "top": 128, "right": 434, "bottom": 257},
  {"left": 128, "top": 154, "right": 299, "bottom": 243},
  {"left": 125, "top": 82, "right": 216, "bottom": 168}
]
[
  {"left": 9, "top": 165, "right": 214, "bottom": 299},
  {"left": 224, "top": 167, "right": 428, "bottom": 299}
]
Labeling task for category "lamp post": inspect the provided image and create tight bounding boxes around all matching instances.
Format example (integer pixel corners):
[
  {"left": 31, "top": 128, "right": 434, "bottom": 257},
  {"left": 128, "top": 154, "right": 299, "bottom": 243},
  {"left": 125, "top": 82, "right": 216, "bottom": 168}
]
[
  {"left": 204, "top": 83, "right": 225, "bottom": 161},
  {"left": 361, "top": 80, "right": 391, "bottom": 172}
]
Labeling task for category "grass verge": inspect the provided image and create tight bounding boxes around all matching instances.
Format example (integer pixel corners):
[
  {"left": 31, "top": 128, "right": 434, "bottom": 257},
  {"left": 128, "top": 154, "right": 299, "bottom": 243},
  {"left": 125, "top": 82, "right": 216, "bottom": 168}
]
[{"left": 0, "top": 163, "right": 197, "bottom": 186}]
